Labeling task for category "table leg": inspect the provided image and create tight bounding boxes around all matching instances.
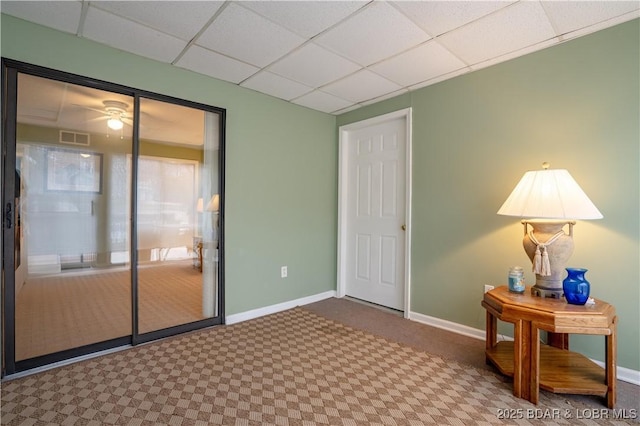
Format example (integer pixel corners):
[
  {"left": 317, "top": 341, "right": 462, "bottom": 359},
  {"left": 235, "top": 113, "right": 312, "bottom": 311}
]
[
  {"left": 512, "top": 319, "right": 532, "bottom": 399},
  {"left": 547, "top": 332, "right": 569, "bottom": 350},
  {"left": 513, "top": 320, "right": 522, "bottom": 398},
  {"left": 522, "top": 320, "right": 532, "bottom": 401},
  {"left": 606, "top": 316, "right": 617, "bottom": 408},
  {"left": 530, "top": 324, "right": 540, "bottom": 404},
  {"left": 486, "top": 311, "right": 497, "bottom": 365}
]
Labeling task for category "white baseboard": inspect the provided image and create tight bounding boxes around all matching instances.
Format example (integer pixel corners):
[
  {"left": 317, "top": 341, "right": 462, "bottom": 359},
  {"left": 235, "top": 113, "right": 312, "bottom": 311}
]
[
  {"left": 592, "top": 361, "right": 640, "bottom": 386},
  {"left": 408, "top": 310, "right": 640, "bottom": 387},
  {"left": 226, "top": 290, "right": 336, "bottom": 325},
  {"left": 409, "top": 311, "right": 487, "bottom": 341}
]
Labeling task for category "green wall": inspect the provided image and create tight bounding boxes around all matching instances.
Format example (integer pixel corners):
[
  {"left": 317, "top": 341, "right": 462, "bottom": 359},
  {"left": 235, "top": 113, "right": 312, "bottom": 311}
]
[
  {"left": 2, "top": 14, "right": 638, "bottom": 373},
  {"left": 339, "top": 19, "right": 640, "bottom": 371},
  {"left": 1, "top": 14, "right": 338, "bottom": 316}
]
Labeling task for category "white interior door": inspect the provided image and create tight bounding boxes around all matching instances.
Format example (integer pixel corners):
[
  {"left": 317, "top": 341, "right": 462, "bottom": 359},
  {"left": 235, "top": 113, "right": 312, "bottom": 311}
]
[{"left": 338, "top": 109, "right": 411, "bottom": 312}]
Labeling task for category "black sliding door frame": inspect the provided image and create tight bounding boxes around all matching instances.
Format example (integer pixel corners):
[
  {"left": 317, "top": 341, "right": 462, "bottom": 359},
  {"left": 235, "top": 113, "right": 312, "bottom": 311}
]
[{"left": 1, "top": 59, "right": 225, "bottom": 376}]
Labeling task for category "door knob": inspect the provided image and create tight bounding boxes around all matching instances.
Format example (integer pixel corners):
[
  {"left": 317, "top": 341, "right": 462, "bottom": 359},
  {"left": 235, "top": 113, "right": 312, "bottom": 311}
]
[{"left": 401, "top": 224, "right": 406, "bottom": 231}]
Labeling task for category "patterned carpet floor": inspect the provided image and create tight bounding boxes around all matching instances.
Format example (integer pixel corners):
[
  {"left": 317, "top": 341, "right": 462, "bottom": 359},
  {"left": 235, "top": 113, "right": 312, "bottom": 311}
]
[{"left": 1, "top": 307, "right": 637, "bottom": 425}]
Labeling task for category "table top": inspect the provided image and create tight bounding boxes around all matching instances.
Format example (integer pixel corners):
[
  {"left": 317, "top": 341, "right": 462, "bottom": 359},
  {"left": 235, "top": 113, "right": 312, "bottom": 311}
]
[{"left": 484, "top": 286, "right": 616, "bottom": 333}]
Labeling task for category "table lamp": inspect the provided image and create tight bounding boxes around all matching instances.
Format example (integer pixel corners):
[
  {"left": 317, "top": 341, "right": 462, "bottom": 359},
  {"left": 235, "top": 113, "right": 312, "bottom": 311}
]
[{"left": 497, "top": 163, "right": 602, "bottom": 298}]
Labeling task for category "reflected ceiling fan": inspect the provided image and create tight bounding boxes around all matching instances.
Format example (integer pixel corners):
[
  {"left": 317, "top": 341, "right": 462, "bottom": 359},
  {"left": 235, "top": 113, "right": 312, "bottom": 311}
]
[
  {"left": 73, "top": 99, "right": 169, "bottom": 133},
  {"left": 72, "top": 100, "right": 133, "bottom": 131},
  {"left": 102, "top": 100, "right": 129, "bottom": 130}
]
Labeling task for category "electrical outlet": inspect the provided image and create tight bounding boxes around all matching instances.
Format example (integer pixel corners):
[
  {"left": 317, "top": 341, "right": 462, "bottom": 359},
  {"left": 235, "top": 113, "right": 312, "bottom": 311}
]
[
  {"left": 484, "top": 285, "right": 494, "bottom": 293},
  {"left": 281, "top": 266, "right": 288, "bottom": 278}
]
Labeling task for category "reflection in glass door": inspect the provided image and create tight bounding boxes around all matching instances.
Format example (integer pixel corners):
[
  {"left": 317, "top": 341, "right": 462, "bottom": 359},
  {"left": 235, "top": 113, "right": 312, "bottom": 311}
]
[
  {"left": 13, "top": 74, "right": 133, "bottom": 361},
  {"left": 136, "top": 98, "right": 220, "bottom": 334},
  {"left": 3, "top": 61, "right": 224, "bottom": 375}
]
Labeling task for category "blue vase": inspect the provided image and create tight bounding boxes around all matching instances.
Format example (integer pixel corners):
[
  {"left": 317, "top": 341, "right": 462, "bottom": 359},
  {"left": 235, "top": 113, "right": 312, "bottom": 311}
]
[{"left": 563, "top": 268, "right": 590, "bottom": 305}]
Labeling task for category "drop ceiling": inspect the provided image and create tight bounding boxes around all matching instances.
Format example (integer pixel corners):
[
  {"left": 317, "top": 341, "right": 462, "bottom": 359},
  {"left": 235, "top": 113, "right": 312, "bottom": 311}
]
[{"left": 2, "top": 1, "right": 639, "bottom": 115}]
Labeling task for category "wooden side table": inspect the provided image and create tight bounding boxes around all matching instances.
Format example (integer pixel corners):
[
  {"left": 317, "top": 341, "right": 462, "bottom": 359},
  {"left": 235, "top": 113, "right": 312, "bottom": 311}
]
[{"left": 482, "top": 286, "right": 616, "bottom": 408}]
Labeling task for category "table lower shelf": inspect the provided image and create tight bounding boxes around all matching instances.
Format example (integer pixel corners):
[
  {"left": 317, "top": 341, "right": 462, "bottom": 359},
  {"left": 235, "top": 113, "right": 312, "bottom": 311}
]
[{"left": 486, "top": 341, "right": 608, "bottom": 396}]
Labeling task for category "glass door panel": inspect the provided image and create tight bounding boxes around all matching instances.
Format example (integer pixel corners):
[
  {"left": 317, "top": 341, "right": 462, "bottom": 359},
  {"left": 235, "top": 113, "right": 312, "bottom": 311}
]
[
  {"left": 4, "top": 62, "right": 224, "bottom": 374},
  {"left": 14, "top": 73, "right": 133, "bottom": 361},
  {"left": 137, "top": 98, "right": 219, "bottom": 334}
]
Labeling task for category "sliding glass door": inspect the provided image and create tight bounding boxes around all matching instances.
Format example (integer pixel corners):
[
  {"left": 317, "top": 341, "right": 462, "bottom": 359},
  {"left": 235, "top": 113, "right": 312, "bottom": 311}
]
[
  {"left": 11, "top": 74, "right": 134, "bottom": 365},
  {"left": 136, "top": 98, "right": 220, "bottom": 335},
  {"left": 2, "top": 60, "right": 225, "bottom": 375}
]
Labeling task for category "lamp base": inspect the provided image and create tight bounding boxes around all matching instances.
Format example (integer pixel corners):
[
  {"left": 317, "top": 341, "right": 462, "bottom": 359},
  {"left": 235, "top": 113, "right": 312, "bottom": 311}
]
[
  {"left": 531, "top": 285, "right": 563, "bottom": 299},
  {"left": 531, "top": 272, "right": 564, "bottom": 298},
  {"left": 522, "top": 220, "right": 574, "bottom": 299}
]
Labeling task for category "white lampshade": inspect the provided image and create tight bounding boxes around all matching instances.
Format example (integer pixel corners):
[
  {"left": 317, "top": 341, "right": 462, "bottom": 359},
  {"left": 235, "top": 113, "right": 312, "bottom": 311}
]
[
  {"left": 206, "top": 194, "right": 219, "bottom": 212},
  {"left": 497, "top": 166, "right": 602, "bottom": 220}
]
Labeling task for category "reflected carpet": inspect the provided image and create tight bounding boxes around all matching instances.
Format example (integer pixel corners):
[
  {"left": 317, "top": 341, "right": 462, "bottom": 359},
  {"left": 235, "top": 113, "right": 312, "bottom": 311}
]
[{"left": 15, "top": 261, "right": 204, "bottom": 360}]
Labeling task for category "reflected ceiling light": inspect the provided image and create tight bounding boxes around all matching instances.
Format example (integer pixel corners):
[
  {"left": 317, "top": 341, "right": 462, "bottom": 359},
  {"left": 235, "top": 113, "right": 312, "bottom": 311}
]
[
  {"left": 107, "top": 115, "right": 124, "bottom": 130},
  {"left": 104, "top": 100, "right": 128, "bottom": 131}
]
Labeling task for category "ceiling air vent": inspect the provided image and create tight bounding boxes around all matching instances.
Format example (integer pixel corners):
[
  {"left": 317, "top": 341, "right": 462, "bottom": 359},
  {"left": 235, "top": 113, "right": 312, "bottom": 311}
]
[{"left": 59, "top": 130, "right": 90, "bottom": 146}]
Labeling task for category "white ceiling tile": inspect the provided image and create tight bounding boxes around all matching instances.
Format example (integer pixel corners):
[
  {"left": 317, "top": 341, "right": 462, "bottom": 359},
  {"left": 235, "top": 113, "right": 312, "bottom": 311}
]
[
  {"left": 542, "top": 1, "right": 640, "bottom": 35},
  {"left": 4, "top": 0, "right": 636, "bottom": 115},
  {"left": 314, "top": 2, "right": 430, "bottom": 66},
  {"left": 195, "top": 2, "right": 305, "bottom": 68},
  {"left": 0, "top": 1, "right": 82, "bottom": 34},
  {"left": 176, "top": 45, "right": 259, "bottom": 84},
  {"left": 269, "top": 43, "right": 361, "bottom": 87},
  {"left": 322, "top": 69, "right": 403, "bottom": 103},
  {"left": 292, "top": 90, "right": 354, "bottom": 114},
  {"left": 90, "top": 1, "right": 225, "bottom": 41},
  {"left": 392, "top": 0, "right": 515, "bottom": 36},
  {"left": 437, "top": 2, "right": 557, "bottom": 65},
  {"left": 242, "top": 71, "right": 312, "bottom": 101},
  {"left": 370, "top": 40, "right": 467, "bottom": 87},
  {"left": 240, "top": 1, "right": 366, "bottom": 38},
  {"left": 83, "top": 7, "right": 187, "bottom": 63}
]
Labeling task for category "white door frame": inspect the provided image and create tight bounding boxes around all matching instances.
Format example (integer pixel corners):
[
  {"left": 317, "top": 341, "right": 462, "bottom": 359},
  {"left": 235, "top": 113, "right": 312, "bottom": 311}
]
[{"left": 337, "top": 108, "right": 412, "bottom": 317}]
